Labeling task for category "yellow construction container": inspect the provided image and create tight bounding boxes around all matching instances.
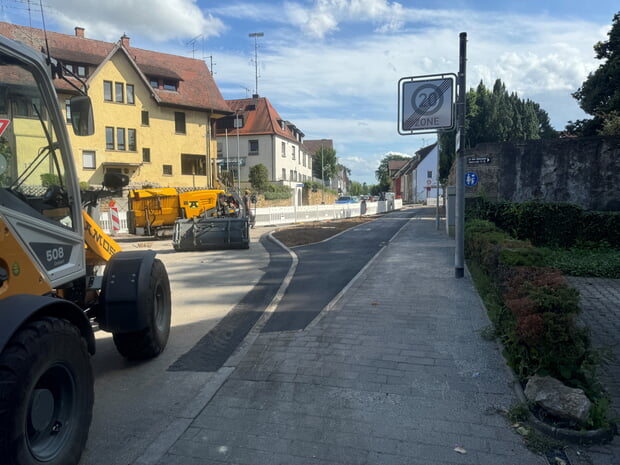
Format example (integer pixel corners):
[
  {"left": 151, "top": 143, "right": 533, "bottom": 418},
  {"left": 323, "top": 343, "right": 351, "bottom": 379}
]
[{"left": 128, "top": 188, "right": 224, "bottom": 236}]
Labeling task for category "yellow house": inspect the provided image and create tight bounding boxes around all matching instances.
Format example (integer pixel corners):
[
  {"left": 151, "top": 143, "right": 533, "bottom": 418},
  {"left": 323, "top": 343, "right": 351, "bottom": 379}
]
[{"left": 0, "top": 22, "right": 231, "bottom": 189}]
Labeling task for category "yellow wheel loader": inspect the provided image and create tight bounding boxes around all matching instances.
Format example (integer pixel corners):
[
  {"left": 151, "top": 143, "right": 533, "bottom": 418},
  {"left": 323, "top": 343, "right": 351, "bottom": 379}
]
[{"left": 0, "top": 35, "right": 172, "bottom": 465}]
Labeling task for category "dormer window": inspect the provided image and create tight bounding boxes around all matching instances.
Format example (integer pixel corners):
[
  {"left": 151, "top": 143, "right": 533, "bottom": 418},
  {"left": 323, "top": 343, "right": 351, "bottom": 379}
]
[
  {"left": 148, "top": 77, "right": 179, "bottom": 91},
  {"left": 163, "top": 80, "right": 178, "bottom": 91},
  {"left": 64, "top": 62, "right": 87, "bottom": 78}
]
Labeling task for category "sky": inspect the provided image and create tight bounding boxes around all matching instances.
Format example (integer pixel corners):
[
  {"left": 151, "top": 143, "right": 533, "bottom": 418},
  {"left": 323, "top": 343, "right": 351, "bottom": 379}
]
[{"left": 1, "top": 0, "right": 618, "bottom": 185}]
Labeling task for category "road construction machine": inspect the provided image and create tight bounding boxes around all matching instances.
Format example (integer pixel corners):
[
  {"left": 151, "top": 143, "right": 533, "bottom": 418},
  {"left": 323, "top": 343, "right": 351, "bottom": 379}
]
[
  {"left": 127, "top": 187, "right": 225, "bottom": 237},
  {"left": 172, "top": 190, "right": 251, "bottom": 250},
  {"left": 0, "top": 34, "right": 172, "bottom": 465}
]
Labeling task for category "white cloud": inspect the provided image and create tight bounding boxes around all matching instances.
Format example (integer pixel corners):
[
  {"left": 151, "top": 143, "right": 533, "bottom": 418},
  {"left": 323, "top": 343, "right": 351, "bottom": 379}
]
[
  {"left": 46, "top": 0, "right": 225, "bottom": 42},
  {"left": 19, "top": 1, "right": 613, "bottom": 184},
  {"left": 284, "top": 0, "right": 406, "bottom": 38}
]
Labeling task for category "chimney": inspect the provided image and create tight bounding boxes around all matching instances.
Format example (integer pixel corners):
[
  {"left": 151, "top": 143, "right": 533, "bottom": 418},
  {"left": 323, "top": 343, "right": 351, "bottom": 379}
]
[
  {"left": 121, "top": 34, "right": 130, "bottom": 48},
  {"left": 75, "top": 27, "right": 84, "bottom": 38}
]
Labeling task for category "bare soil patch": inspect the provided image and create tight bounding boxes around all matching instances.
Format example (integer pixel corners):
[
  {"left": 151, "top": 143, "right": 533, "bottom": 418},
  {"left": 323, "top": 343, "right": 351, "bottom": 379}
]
[{"left": 272, "top": 216, "right": 377, "bottom": 247}]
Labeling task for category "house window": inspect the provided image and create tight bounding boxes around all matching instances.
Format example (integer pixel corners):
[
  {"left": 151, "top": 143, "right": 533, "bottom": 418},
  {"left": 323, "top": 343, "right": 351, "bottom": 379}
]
[
  {"left": 65, "top": 99, "right": 71, "bottom": 123},
  {"left": 181, "top": 154, "right": 206, "bottom": 176},
  {"left": 103, "top": 81, "right": 112, "bottom": 101},
  {"left": 149, "top": 78, "right": 158, "bottom": 88},
  {"left": 163, "top": 80, "right": 178, "bottom": 91},
  {"left": 248, "top": 139, "right": 259, "bottom": 154},
  {"left": 77, "top": 65, "right": 86, "bottom": 77},
  {"left": 290, "top": 169, "right": 294, "bottom": 181},
  {"left": 127, "top": 84, "right": 135, "bottom": 104},
  {"left": 282, "top": 168, "right": 286, "bottom": 180},
  {"left": 128, "top": 129, "right": 136, "bottom": 151},
  {"left": 292, "top": 146, "right": 296, "bottom": 160},
  {"left": 82, "top": 150, "right": 96, "bottom": 169},
  {"left": 163, "top": 164, "right": 173, "bottom": 176},
  {"left": 217, "top": 142, "right": 223, "bottom": 157},
  {"left": 142, "top": 148, "right": 151, "bottom": 163},
  {"left": 175, "top": 112, "right": 186, "bottom": 134},
  {"left": 141, "top": 110, "right": 149, "bottom": 126},
  {"left": 427, "top": 170, "right": 433, "bottom": 178},
  {"left": 115, "top": 82, "right": 124, "bottom": 103},
  {"left": 281, "top": 142, "right": 286, "bottom": 157},
  {"left": 116, "top": 128, "right": 125, "bottom": 150},
  {"left": 105, "top": 127, "right": 114, "bottom": 149}
]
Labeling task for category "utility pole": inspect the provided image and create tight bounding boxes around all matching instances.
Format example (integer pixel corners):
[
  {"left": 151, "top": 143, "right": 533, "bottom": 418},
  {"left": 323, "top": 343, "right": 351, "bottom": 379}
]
[
  {"left": 455, "top": 32, "right": 467, "bottom": 278},
  {"left": 249, "top": 32, "right": 264, "bottom": 96},
  {"left": 321, "top": 145, "right": 325, "bottom": 204},
  {"left": 235, "top": 111, "right": 241, "bottom": 192}
]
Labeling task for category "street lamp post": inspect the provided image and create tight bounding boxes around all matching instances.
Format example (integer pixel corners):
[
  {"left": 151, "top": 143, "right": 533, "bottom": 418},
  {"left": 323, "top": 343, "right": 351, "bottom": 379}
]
[
  {"left": 321, "top": 145, "right": 325, "bottom": 204},
  {"left": 225, "top": 128, "right": 229, "bottom": 187},
  {"left": 248, "top": 32, "right": 264, "bottom": 96},
  {"left": 234, "top": 111, "right": 241, "bottom": 192}
]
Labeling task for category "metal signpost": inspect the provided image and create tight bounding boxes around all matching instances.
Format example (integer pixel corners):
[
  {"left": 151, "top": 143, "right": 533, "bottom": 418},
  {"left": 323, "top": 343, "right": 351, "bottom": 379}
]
[{"left": 398, "top": 33, "right": 467, "bottom": 278}]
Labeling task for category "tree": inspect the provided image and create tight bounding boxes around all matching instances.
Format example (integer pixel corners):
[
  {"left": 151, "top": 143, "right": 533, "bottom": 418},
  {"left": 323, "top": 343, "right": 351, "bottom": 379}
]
[
  {"left": 249, "top": 164, "right": 269, "bottom": 192},
  {"left": 375, "top": 153, "right": 409, "bottom": 191},
  {"left": 570, "top": 12, "right": 620, "bottom": 136},
  {"left": 349, "top": 181, "right": 364, "bottom": 196},
  {"left": 438, "top": 79, "right": 556, "bottom": 181},
  {"left": 312, "top": 146, "right": 338, "bottom": 182}
]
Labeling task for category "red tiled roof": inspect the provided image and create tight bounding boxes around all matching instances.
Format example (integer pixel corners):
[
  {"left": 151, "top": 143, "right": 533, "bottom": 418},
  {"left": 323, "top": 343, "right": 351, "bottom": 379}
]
[
  {"left": 388, "top": 160, "right": 408, "bottom": 174},
  {"left": 0, "top": 22, "right": 230, "bottom": 114},
  {"left": 218, "top": 97, "right": 301, "bottom": 144},
  {"left": 304, "top": 139, "right": 333, "bottom": 154}
]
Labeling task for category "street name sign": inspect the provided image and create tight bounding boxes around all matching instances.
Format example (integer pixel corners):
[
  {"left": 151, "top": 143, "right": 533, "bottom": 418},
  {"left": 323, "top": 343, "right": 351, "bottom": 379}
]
[
  {"left": 398, "top": 74, "right": 456, "bottom": 135},
  {"left": 467, "top": 157, "right": 491, "bottom": 164}
]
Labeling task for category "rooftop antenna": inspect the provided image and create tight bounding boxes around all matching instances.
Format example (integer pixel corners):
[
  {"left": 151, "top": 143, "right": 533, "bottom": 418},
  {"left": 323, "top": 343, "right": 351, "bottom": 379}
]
[
  {"left": 186, "top": 34, "right": 202, "bottom": 58},
  {"left": 248, "top": 32, "right": 263, "bottom": 96},
  {"left": 206, "top": 55, "right": 215, "bottom": 76}
]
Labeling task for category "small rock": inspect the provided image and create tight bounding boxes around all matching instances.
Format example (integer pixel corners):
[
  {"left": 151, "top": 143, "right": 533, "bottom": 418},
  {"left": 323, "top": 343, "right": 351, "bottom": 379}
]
[{"left": 524, "top": 375, "right": 592, "bottom": 424}]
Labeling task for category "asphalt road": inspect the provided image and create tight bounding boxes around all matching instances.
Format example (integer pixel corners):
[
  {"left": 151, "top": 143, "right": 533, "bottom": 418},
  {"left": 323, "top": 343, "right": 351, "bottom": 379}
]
[{"left": 263, "top": 208, "right": 418, "bottom": 332}]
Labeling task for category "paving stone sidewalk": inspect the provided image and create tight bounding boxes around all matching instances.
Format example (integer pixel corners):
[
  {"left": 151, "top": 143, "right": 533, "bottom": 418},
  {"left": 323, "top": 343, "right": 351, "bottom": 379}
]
[
  {"left": 157, "top": 211, "right": 546, "bottom": 465},
  {"left": 564, "top": 277, "right": 620, "bottom": 465}
]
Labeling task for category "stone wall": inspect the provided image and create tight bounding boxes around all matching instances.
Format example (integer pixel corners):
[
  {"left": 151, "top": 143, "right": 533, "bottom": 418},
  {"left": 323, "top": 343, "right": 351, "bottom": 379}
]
[
  {"left": 253, "top": 188, "right": 338, "bottom": 208},
  {"left": 456, "top": 136, "right": 620, "bottom": 211}
]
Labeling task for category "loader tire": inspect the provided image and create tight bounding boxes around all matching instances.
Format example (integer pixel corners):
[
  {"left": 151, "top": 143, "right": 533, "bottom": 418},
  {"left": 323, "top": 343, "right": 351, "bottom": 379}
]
[
  {"left": 113, "top": 258, "right": 171, "bottom": 360},
  {"left": 0, "top": 317, "right": 93, "bottom": 465}
]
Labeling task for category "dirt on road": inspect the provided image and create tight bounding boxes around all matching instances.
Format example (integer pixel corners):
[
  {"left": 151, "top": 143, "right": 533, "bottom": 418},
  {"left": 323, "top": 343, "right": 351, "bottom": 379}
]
[{"left": 271, "top": 216, "right": 377, "bottom": 247}]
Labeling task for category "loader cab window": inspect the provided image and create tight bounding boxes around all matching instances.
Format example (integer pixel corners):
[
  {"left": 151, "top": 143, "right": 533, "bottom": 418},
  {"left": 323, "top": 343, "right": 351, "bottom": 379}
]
[{"left": 0, "top": 53, "right": 77, "bottom": 231}]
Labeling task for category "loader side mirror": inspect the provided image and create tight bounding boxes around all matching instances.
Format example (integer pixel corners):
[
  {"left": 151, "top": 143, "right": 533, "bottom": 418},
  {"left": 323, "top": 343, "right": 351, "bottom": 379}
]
[
  {"left": 103, "top": 172, "right": 129, "bottom": 190},
  {"left": 70, "top": 95, "right": 94, "bottom": 136}
]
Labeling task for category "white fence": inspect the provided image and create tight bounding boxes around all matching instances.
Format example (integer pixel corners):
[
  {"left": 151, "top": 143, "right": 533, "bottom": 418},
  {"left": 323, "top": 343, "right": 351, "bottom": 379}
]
[{"left": 99, "top": 199, "right": 403, "bottom": 234}]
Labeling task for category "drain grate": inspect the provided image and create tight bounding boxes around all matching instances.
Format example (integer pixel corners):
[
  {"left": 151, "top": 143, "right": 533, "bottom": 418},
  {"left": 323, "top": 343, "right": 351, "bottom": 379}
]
[{"left": 545, "top": 448, "right": 572, "bottom": 465}]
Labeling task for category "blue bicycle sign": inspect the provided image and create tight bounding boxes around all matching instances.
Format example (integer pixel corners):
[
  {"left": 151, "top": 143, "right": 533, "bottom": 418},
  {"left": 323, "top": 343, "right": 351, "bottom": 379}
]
[{"left": 465, "top": 172, "right": 478, "bottom": 187}]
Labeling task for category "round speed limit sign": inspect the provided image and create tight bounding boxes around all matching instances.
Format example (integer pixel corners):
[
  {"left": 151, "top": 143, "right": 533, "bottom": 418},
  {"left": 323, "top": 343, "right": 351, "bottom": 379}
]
[{"left": 411, "top": 84, "right": 444, "bottom": 117}]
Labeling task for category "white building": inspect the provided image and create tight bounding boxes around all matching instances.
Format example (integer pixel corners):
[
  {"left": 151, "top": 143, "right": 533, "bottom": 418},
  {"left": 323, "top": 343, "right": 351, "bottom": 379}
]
[
  {"left": 215, "top": 96, "right": 313, "bottom": 204},
  {"left": 393, "top": 143, "right": 443, "bottom": 203}
]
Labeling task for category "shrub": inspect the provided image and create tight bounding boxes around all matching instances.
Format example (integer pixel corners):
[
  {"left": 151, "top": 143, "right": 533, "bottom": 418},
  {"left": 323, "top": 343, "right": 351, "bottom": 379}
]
[
  {"left": 509, "top": 201, "right": 582, "bottom": 247},
  {"left": 467, "top": 198, "right": 620, "bottom": 250},
  {"left": 464, "top": 221, "right": 607, "bottom": 419},
  {"left": 263, "top": 183, "right": 292, "bottom": 200},
  {"left": 579, "top": 211, "right": 620, "bottom": 248}
]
